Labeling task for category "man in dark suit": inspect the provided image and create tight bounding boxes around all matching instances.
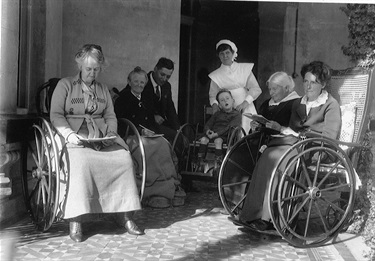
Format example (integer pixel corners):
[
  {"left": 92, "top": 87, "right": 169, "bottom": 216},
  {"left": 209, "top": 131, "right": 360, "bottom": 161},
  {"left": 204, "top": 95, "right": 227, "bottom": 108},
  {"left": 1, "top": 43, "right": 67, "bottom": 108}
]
[{"left": 142, "top": 57, "right": 181, "bottom": 143}]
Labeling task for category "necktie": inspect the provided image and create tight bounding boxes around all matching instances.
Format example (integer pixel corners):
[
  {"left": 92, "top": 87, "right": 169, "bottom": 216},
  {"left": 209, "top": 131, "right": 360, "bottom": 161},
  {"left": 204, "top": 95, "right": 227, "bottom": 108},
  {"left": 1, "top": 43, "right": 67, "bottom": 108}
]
[{"left": 155, "top": 86, "right": 160, "bottom": 100}]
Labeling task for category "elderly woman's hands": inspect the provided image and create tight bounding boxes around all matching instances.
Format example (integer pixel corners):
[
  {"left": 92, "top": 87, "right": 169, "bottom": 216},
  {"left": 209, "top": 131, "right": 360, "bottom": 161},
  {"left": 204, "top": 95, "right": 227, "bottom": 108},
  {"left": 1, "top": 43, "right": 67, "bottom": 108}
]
[
  {"left": 250, "top": 120, "right": 260, "bottom": 132},
  {"left": 67, "top": 133, "right": 83, "bottom": 145},
  {"left": 235, "top": 101, "right": 249, "bottom": 112},
  {"left": 265, "top": 121, "right": 282, "bottom": 132},
  {"left": 102, "top": 131, "right": 117, "bottom": 146},
  {"left": 281, "top": 127, "right": 299, "bottom": 137},
  {"left": 141, "top": 128, "right": 155, "bottom": 137}
]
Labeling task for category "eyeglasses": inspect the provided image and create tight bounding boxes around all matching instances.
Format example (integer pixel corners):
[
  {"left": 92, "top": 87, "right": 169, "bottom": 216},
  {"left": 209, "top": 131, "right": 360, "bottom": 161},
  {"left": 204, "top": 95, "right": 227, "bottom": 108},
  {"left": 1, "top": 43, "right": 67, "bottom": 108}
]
[{"left": 303, "top": 79, "right": 322, "bottom": 87}]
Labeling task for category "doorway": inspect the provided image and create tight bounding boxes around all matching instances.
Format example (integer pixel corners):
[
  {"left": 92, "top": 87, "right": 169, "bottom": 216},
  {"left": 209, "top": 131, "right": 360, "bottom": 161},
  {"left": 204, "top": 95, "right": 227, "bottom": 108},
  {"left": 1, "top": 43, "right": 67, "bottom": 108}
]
[{"left": 179, "top": 0, "right": 259, "bottom": 125}]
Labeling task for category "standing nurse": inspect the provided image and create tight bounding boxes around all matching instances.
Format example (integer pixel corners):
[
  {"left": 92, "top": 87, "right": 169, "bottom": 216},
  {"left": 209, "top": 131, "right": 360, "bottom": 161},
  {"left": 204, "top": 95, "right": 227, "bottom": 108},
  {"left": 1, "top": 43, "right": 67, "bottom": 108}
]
[{"left": 208, "top": 39, "right": 262, "bottom": 134}]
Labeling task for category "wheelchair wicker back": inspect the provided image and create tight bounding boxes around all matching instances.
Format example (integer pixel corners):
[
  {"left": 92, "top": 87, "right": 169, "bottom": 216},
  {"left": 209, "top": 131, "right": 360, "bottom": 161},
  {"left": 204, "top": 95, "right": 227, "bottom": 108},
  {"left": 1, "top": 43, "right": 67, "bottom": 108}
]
[
  {"left": 22, "top": 78, "right": 146, "bottom": 232},
  {"left": 218, "top": 67, "right": 374, "bottom": 248}
]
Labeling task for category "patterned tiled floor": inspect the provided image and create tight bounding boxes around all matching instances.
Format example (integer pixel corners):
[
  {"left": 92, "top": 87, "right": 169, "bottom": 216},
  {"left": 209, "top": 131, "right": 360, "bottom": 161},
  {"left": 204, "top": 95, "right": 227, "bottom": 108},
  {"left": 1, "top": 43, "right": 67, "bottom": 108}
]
[{"left": 1, "top": 181, "right": 358, "bottom": 260}]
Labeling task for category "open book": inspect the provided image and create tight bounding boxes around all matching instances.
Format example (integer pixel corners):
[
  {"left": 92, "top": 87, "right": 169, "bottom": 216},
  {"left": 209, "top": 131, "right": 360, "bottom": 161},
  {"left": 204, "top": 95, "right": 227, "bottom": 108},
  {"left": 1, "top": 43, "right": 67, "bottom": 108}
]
[
  {"left": 79, "top": 136, "right": 117, "bottom": 142},
  {"left": 243, "top": 113, "right": 270, "bottom": 125}
]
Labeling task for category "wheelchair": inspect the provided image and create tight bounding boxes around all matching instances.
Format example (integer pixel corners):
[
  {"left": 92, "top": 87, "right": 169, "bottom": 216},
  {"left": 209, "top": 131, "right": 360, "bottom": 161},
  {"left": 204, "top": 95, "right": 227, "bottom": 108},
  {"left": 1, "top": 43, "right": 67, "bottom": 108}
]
[
  {"left": 21, "top": 78, "right": 147, "bottom": 231},
  {"left": 171, "top": 118, "right": 246, "bottom": 189},
  {"left": 218, "top": 67, "right": 375, "bottom": 247}
]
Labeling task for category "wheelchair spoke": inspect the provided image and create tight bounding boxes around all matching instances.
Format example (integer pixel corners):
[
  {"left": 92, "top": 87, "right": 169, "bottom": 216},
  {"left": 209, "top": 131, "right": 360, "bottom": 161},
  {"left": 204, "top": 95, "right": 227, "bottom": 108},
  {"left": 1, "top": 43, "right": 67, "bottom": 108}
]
[
  {"left": 222, "top": 179, "right": 250, "bottom": 188},
  {"left": 35, "top": 184, "right": 42, "bottom": 221},
  {"left": 318, "top": 196, "right": 346, "bottom": 215},
  {"left": 312, "top": 151, "right": 322, "bottom": 186},
  {"left": 283, "top": 174, "right": 309, "bottom": 192},
  {"left": 320, "top": 183, "right": 350, "bottom": 192},
  {"left": 299, "top": 156, "right": 313, "bottom": 188},
  {"left": 314, "top": 200, "right": 329, "bottom": 233},
  {"left": 28, "top": 142, "right": 39, "bottom": 167},
  {"left": 34, "top": 130, "right": 43, "bottom": 166},
  {"left": 303, "top": 198, "right": 314, "bottom": 238},
  {"left": 244, "top": 139, "right": 260, "bottom": 165},
  {"left": 276, "top": 192, "right": 308, "bottom": 205},
  {"left": 29, "top": 179, "right": 40, "bottom": 201},
  {"left": 284, "top": 195, "right": 310, "bottom": 225},
  {"left": 41, "top": 177, "right": 47, "bottom": 206},
  {"left": 228, "top": 158, "right": 253, "bottom": 176}
]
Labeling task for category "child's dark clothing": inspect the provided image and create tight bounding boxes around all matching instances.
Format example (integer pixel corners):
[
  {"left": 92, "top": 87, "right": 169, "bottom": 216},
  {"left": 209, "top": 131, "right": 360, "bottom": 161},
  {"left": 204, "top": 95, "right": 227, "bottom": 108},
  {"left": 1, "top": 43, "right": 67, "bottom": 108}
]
[
  {"left": 203, "top": 109, "right": 242, "bottom": 143},
  {"left": 196, "top": 109, "right": 241, "bottom": 173}
]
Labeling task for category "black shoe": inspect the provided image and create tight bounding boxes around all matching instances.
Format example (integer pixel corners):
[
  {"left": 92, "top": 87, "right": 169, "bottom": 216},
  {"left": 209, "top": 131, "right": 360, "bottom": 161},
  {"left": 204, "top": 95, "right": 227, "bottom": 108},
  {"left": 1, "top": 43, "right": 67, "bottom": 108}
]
[
  {"left": 69, "top": 221, "right": 83, "bottom": 242},
  {"left": 124, "top": 220, "right": 145, "bottom": 236},
  {"left": 227, "top": 216, "right": 244, "bottom": 226},
  {"left": 248, "top": 219, "right": 274, "bottom": 231}
]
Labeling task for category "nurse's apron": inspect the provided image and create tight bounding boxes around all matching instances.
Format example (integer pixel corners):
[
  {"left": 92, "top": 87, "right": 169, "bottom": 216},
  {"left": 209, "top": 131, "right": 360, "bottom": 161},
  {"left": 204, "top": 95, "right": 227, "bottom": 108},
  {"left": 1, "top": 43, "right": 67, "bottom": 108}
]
[
  {"left": 209, "top": 62, "right": 258, "bottom": 134},
  {"left": 230, "top": 87, "right": 256, "bottom": 134}
]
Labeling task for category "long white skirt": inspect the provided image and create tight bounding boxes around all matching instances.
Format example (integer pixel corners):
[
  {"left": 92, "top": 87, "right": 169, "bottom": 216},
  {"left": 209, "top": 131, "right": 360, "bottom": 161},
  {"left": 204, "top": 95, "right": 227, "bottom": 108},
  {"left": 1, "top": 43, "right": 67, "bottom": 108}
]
[{"left": 58, "top": 143, "right": 141, "bottom": 219}]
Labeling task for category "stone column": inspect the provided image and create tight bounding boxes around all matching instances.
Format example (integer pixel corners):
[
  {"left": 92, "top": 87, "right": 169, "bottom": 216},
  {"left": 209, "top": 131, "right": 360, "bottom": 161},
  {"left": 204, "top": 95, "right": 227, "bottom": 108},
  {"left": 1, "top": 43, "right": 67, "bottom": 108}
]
[{"left": 0, "top": 0, "right": 20, "bottom": 114}]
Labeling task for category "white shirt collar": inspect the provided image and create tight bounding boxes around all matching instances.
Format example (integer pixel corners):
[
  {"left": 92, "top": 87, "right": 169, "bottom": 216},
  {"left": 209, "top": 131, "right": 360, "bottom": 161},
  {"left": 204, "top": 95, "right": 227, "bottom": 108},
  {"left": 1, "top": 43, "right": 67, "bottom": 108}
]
[
  {"left": 301, "top": 90, "right": 328, "bottom": 115},
  {"left": 220, "top": 61, "right": 238, "bottom": 73},
  {"left": 150, "top": 73, "right": 158, "bottom": 89}
]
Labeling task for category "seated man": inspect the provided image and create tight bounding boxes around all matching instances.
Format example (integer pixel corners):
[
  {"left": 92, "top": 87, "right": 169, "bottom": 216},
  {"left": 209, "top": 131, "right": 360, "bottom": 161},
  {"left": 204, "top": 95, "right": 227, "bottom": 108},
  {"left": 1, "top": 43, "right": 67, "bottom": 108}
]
[
  {"left": 197, "top": 89, "right": 241, "bottom": 171},
  {"left": 114, "top": 66, "right": 185, "bottom": 208},
  {"left": 141, "top": 57, "right": 180, "bottom": 144}
]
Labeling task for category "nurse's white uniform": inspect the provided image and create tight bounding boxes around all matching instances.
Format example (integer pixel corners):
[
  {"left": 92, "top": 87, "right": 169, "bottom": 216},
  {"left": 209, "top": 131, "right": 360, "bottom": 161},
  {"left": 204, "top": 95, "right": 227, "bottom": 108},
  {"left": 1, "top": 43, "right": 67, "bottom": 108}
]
[{"left": 209, "top": 62, "right": 261, "bottom": 134}]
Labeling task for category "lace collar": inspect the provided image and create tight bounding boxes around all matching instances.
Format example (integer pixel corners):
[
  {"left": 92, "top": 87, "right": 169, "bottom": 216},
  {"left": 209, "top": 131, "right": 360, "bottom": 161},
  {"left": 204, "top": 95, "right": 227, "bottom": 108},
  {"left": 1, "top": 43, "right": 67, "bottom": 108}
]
[{"left": 131, "top": 90, "right": 141, "bottom": 100}]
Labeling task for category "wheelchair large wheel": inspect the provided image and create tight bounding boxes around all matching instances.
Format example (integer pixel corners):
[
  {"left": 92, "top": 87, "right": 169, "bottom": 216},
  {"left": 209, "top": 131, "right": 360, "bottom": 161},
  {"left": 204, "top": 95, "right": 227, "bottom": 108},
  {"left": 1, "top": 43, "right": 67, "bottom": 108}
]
[
  {"left": 22, "top": 118, "right": 60, "bottom": 231},
  {"left": 268, "top": 137, "right": 356, "bottom": 247},
  {"left": 172, "top": 123, "right": 198, "bottom": 175},
  {"left": 118, "top": 118, "right": 146, "bottom": 201},
  {"left": 218, "top": 131, "right": 269, "bottom": 217}
]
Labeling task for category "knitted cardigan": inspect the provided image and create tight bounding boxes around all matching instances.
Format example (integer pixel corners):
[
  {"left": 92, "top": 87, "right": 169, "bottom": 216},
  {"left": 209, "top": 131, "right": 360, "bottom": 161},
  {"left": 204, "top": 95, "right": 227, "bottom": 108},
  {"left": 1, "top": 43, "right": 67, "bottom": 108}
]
[{"left": 50, "top": 74, "right": 117, "bottom": 141}]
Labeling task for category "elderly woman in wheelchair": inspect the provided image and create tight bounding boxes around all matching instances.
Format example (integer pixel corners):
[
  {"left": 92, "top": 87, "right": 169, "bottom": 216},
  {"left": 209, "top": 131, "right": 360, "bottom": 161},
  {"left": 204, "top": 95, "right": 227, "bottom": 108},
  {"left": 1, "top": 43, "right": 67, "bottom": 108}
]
[
  {"left": 234, "top": 61, "right": 341, "bottom": 231},
  {"left": 250, "top": 71, "right": 300, "bottom": 133},
  {"left": 50, "top": 44, "right": 144, "bottom": 242},
  {"left": 114, "top": 66, "right": 185, "bottom": 209}
]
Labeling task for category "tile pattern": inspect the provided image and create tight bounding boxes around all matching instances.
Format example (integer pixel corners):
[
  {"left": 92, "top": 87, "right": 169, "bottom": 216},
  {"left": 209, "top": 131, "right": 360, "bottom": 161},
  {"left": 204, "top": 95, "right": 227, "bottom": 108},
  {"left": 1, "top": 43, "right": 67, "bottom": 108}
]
[{"left": 1, "top": 181, "right": 356, "bottom": 260}]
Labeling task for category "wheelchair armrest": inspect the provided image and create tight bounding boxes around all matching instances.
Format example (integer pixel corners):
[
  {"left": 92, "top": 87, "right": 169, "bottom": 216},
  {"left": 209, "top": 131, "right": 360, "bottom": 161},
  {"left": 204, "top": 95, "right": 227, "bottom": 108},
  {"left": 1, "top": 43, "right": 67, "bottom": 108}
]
[
  {"left": 303, "top": 131, "right": 362, "bottom": 149},
  {"left": 257, "top": 126, "right": 280, "bottom": 136}
]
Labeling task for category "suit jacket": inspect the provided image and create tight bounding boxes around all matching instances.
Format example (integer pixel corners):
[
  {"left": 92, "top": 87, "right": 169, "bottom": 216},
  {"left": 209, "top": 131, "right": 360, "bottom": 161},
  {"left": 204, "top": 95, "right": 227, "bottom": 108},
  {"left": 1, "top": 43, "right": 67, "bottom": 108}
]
[
  {"left": 114, "top": 86, "right": 158, "bottom": 135},
  {"left": 142, "top": 72, "right": 180, "bottom": 130}
]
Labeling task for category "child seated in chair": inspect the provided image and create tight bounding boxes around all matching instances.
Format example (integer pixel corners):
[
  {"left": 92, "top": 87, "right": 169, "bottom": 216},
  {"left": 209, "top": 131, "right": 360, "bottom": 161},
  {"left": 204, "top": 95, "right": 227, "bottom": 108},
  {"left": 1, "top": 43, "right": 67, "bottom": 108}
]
[{"left": 197, "top": 89, "right": 242, "bottom": 171}]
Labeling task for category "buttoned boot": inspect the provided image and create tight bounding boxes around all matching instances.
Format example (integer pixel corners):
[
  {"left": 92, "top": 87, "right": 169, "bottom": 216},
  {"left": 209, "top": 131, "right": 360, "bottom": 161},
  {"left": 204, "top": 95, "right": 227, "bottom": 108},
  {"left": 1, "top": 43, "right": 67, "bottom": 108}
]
[{"left": 119, "top": 212, "right": 145, "bottom": 236}]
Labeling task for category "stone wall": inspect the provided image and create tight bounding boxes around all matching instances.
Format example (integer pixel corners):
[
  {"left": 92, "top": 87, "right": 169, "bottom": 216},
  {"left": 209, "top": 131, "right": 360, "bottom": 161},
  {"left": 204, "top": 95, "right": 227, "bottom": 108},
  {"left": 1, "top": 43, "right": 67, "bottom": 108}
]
[
  {"left": 59, "top": 0, "right": 181, "bottom": 105},
  {"left": 257, "top": 2, "right": 354, "bottom": 104}
]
